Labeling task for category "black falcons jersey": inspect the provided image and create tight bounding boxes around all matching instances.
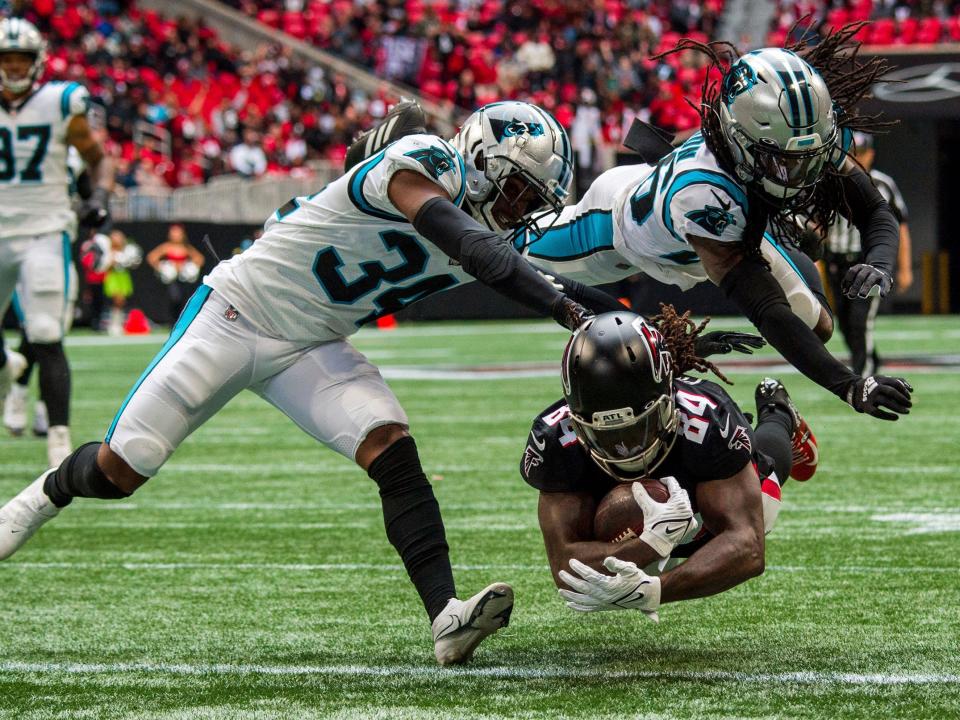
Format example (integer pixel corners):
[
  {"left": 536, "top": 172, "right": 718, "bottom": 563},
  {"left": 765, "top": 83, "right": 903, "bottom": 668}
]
[{"left": 520, "top": 376, "right": 770, "bottom": 503}]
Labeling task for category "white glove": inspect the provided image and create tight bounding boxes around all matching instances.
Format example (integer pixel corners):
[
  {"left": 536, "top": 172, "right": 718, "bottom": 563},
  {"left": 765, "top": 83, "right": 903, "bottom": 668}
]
[
  {"left": 633, "top": 476, "right": 698, "bottom": 557},
  {"left": 558, "top": 557, "right": 662, "bottom": 620},
  {"left": 537, "top": 270, "right": 564, "bottom": 292}
]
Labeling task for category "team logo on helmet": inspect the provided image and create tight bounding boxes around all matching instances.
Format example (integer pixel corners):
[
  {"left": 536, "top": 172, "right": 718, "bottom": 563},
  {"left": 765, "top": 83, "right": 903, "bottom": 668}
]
[
  {"left": 722, "top": 61, "right": 757, "bottom": 105},
  {"left": 489, "top": 118, "right": 545, "bottom": 142},
  {"left": 404, "top": 146, "right": 455, "bottom": 180},
  {"left": 632, "top": 318, "right": 672, "bottom": 383}
]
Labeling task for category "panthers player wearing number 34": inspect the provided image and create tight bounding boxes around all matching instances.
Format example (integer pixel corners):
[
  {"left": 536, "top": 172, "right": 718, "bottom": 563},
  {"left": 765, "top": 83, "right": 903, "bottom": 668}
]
[
  {"left": 0, "top": 18, "right": 114, "bottom": 467},
  {"left": 521, "top": 310, "right": 818, "bottom": 620},
  {"left": 0, "top": 101, "right": 608, "bottom": 666}
]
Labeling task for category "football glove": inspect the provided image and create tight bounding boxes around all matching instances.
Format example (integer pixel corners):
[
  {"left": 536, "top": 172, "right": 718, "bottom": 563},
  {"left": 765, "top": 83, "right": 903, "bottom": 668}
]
[
  {"left": 552, "top": 296, "right": 594, "bottom": 332},
  {"left": 841, "top": 263, "right": 893, "bottom": 299},
  {"left": 558, "top": 557, "right": 661, "bottom": 620},
  {"left": 694, "top": 330, "right": 765, "bottom": 357},
  {"left": 633, "top": 476, "right": 698, "bottom": 557},
  {"left": 78, "top": 187, "right": 111, "bottom": 229},
  {"left": 846, "top": 375, "right": 913, "bottom": 421}
]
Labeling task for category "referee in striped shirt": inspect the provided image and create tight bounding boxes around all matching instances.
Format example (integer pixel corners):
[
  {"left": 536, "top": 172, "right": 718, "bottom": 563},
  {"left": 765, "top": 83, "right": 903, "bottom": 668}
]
[{"left": 823, "top": 133, "right": 913, "bottom": 377}]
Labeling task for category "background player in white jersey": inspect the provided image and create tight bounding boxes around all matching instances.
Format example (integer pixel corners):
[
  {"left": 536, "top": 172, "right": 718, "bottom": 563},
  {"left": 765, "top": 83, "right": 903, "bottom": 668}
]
[
  {"left": 821, "top": 132, "right": 911, "bottom": 377},
  {"left": 518, "top": 27, "right": 913, "bottom": 422},
  {"left": 0, "top": 101, "right": 599, "bottom": 666},
  {"left": 0, "top": 17, "right": 113, "bottom": 466}
]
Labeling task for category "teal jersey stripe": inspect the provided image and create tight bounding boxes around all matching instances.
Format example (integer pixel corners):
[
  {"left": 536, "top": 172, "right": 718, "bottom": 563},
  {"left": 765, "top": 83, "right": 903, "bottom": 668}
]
[
  {"left": 347, "top": 146, "right": 406, "bottom": 223},
  {"left": 525, "top": 209, "right": 614, "bottom": 261},
  {"left": 61, "top": 232, "right": 71, "bottom": 302},
  {"left": 104, "top": 285, "right": 213, "bottom": 443},
  {"left": 661, "top": 170, "right": 748, "bottom": 244},
  {"left": 11, "top": 291, "right": 24, "bottom": 324},
  {"left": 61, "top": 82, "right": 80, "bottom": 120},
  {"left": 765, "top": 233, "right": 808, "bottom": 287}
]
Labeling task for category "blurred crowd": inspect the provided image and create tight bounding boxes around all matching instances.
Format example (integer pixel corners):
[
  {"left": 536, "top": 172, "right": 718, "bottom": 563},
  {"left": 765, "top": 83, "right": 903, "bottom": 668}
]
[
  {"left": 17, "top": 0, "right": 960, "bottom": 192},
  {"left": 769, "top": 1, "right": 960, "bottom": 44}
]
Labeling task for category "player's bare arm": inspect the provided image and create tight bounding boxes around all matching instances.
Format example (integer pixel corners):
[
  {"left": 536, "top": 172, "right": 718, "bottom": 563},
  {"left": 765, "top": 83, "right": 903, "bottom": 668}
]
[
  {"left": 66, "top": 113, "right": 114, "bottom": 224},
  {"left": 537, "top": 491, "right": 660, "bottom": 587},
  {"left": 659, "top": 461, "right": 765, "bottom": 603}
]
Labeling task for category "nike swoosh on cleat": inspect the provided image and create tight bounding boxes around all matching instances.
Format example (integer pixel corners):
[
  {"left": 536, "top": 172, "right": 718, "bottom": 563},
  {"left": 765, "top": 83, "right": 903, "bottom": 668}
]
[{"left": 436, "top": 615, "right": 462, "bottom": 639}]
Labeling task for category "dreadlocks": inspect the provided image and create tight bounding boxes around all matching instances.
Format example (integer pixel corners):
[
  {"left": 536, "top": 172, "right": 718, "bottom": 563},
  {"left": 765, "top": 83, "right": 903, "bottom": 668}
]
[
  {"left": 652, "top": 303, "right": 732, "bottom": 386},
  {"left": 653, "top": 21, "right": 893, "bottom": 260}
]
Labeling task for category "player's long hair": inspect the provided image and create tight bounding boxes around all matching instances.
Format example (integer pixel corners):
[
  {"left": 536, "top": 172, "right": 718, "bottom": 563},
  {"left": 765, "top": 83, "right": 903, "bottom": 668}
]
[
  {"left": 652, "top": 303, "right": 731, "bottom": 385},
  {"left": 653, "top": 21, "right": 892, "bottom": 260}
]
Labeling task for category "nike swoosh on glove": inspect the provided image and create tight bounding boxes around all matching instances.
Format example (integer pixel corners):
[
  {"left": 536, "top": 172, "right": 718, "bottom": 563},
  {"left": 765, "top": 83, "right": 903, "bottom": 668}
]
[
  {"left": 846, "top": 375, "right": 913, "bottom": 421},
  {"left": 558, "top": 557, "right": 661, "bottom": 620},
  {"left": 633, "top": 476, "right": 698, "bottom": 557},
  {"left": 841, "top": 264, "right": 893, "bottom": 299}
]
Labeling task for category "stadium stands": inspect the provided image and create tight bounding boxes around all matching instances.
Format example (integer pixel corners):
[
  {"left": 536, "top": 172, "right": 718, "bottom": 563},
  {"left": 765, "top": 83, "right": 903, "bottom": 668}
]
[
  {"left": 769, "top": 1, "right": 960, "bottom": 46},
  {"left": 21, "top": 0, "right": 398, "bottom": 191}
]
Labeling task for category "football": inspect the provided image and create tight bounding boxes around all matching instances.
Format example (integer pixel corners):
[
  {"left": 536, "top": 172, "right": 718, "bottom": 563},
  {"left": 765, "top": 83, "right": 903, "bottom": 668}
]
[{"left": 593, "top": 479, "right": 670, "bottom": 543}]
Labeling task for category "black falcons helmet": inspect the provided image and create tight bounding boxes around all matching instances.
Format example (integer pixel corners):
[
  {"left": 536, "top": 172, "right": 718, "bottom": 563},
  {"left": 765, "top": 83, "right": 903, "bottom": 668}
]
[{"left": 561, "top": 311, "right": 679, "bottom": 481}]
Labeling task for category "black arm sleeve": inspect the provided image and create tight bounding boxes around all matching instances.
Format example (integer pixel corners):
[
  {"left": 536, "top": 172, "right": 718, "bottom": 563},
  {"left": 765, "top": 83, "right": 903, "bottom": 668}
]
[
  {"left": 536, "top": 270, "right": 625, "bottom": 314},
  {"left": 840, "top": 167, "right": 899, "bottom": 274},
  {"left": 412, "top": 196, "right": 565, "bottom": 316},
  {"left": 720, "top": 255, "right": 858, "bottom": 399}
]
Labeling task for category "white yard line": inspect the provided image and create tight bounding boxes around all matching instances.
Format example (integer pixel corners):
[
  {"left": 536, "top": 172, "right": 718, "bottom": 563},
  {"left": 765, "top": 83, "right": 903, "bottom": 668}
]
[
  {"left": 0, "top": 660, "right": 956, "bottom": 685},
  {"left": 4, "top": 561, "right": 956, "bottom": 574}
]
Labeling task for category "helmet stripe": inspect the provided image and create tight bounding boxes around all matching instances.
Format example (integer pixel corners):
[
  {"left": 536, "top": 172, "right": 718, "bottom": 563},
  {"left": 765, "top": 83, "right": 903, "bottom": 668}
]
[
  {"left": 792, "top": 68, "right": 814, "bottom": 128},
  {"left": 776, "top": 70, "right": 802, "bottom": 134},
  {"left": 537, "top": 106, "right": 572, "bottom": 197}
]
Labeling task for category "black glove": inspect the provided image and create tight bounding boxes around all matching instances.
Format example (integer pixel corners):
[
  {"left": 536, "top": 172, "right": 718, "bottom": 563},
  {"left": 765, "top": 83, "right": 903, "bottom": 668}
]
[
  {"left": 78, "top": 187, "right": 111, "bottom": 228},
  {"left": 694, "top": 330, "right": 766, "bottom": 358},
  {"left": 841, "top": 263, "right": 892, "bottom": 299},
  {"left": 845, "top": 375, "right": 913, "bottom": 421},
  {"left": 552, "top": 296, "right": 594, "bottom": 332}
]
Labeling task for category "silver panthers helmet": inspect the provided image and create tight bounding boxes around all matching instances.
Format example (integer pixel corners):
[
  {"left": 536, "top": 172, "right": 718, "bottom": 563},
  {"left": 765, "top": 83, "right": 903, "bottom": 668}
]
[
  {"left": 718, "top": 48, "right": 841, "bottom": 206},
  {"left": 451, "top": 101, "right": 573, "bottom": 235},
  {"left": 0, "top": 18, "right": 46, "bottom": 95}
]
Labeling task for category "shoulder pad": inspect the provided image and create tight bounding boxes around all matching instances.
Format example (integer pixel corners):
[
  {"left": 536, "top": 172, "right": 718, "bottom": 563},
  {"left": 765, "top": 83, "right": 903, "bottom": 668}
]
[
  {"left": 347, "top": 134, "right": 466, "bottom": 221},
  {"left": 60, "top": 82, "right": 90, "bottom": 120},
  {"left": 664, "top": 170, "right": 748, "bottom": 244}
]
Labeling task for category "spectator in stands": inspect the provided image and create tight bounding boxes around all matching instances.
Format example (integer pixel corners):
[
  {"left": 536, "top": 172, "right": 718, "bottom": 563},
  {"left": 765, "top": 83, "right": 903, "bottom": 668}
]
[{"left": 229, "top": 128, "right": 268, "bottom": 177}]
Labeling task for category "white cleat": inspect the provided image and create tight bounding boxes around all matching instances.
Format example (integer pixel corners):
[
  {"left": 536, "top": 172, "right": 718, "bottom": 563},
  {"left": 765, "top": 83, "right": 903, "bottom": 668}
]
[
  {"left": 32, "top": 400, "right": 49, "bottom": 437},
  {"left": 3, "top": 382, "right": 27, "bottom": 436},
  {"left": 432, "top": 582, "right": 514, "bottom": 666},
  {"left": 47, "top": 425, "right": 71, "bottom": 468},
  {"left": 0, "top": 470, "right": 61, "bottom": 560},
  {"left": 0, "top": 350, "right": 27, "bottom": 404}
]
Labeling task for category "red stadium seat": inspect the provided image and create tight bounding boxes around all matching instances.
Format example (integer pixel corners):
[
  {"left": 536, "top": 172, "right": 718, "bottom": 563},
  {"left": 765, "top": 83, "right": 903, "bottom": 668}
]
[
  {"left": 896, "top": 17, "right": 919, "bottom": 45},
  {"left": 917, "top": 17, "right": 942, "bottom": 44},
  {"left": 257, "top": 9, "right": 280, "bottom": 28},
  {"left": 869, "top": 18, "right": 896, "bottom": 46}
]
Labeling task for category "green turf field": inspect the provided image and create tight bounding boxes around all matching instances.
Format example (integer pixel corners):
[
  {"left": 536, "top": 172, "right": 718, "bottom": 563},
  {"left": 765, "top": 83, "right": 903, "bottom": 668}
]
[{"left": 1, "top": 315, "right": 958, "bottom": 719}]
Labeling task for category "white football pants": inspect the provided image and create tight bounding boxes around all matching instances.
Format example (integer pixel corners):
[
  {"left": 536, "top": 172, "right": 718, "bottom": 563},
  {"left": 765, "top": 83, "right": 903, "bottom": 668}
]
[{"left": 106, "top": 286, "right": 408, "bottom": 477}]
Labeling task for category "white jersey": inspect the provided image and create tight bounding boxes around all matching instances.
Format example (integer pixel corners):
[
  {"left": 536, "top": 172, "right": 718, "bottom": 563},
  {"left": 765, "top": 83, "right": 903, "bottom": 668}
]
[
  {"left": 522, "top": 132, "right": 751, "bottom": 290},
  {"left": 206, "top": 134, "right": 473, "bottom": 341},
  {"left": 0, "top": 81, "right": 89, "bottom": 239}
]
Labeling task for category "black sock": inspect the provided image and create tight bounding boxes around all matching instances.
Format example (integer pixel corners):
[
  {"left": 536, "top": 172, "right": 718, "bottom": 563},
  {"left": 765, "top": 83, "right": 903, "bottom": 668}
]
[
  {"left": 754, "top": 407, "right": 793, "bottom": 486},
  {"left": 16, "top": 335, "right": 35, "bottom": 387},
  {"left": 31, "top": 342, "right": 70, "bottom": 426},
  {"left": 43, "top": 442, "right": 130, "bottom": 508},
  {"left": 367, "top": 436, "right": 456, "bottom": 622}
]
